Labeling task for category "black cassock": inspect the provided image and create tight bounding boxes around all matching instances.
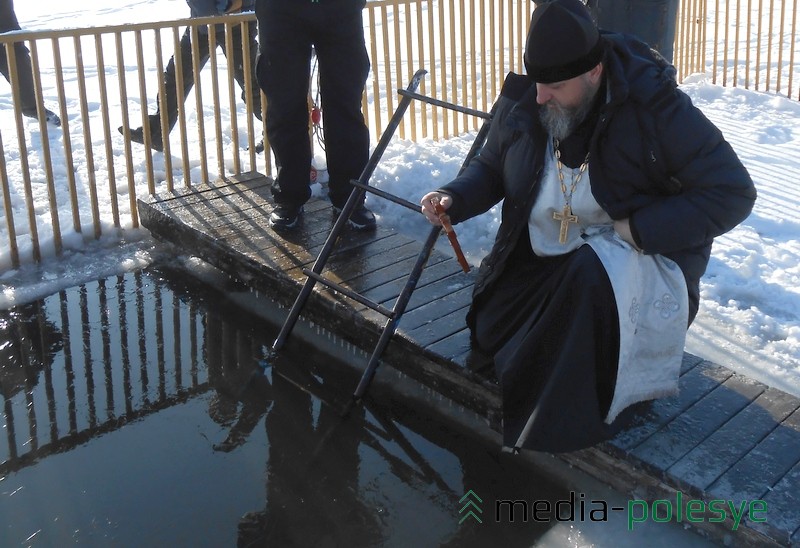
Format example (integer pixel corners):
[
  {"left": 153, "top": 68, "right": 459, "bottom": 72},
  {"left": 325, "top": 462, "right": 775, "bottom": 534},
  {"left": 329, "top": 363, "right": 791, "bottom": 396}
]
[{"left": 471, "top": 229, "right": 638, "bottom": 452}]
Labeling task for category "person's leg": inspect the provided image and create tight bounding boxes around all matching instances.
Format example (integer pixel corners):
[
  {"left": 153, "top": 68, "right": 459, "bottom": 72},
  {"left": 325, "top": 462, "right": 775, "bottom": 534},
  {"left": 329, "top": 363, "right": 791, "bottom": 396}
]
[
  {"left": 222, "top": 20, "right": 263, "bottom": 121},
  {"left": 473, "top": 242, "right": 621, "bottom": 453},
  {"left": 0, "top": 0, "right": 60, "bottom": 126},
  {"left": 1, "top": 42, "right": 36, "bottom": 115},
  {"left": 160, "top": 26, "right": 214, "bottom": 131},
  {"left": 0, "top": 0, "right": 17, "bottom": 34},
  {"left": 124, "top": 25, "right": 211, "bottom": 150},
  {"left": 0, "top": 0, "right": 32, "bottom": 107},
  {"left": 312, "top": 3, "right": 370, "bottom": 210},
  {"left": 256, "top": 2, "right": 314, "bottom": 220}
]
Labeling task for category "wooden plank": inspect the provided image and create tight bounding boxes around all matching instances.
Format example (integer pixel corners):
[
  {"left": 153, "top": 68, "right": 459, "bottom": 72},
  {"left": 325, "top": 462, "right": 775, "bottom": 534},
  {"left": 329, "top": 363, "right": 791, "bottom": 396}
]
[
  {"left": 319, "top": 242, "right": 426, "bottom": 311},
  {"left": 678, "top": 352, "right": 706, "bottom": 375},
  {"left": 609, "top": 360, "right": 733, "bottom": 453},
  {"left": 631, "top": 374, "right": 766, "bottom": 470},
  {"left": 398, "top": 286, "right": 472, "bottom": 333},
  {"left": 209, "top": 200, "right": 332, "bottom": 242},
  {"left": 402, "top": 270, "right": 474, "bottom": 311},
  {"left": 329, "top": 235, "right": 428, "bottom": 296},
  {"left": 667, "top": 387, "right": 799, "bottom": 491},
  {"left": 424, "top": 326, "right": 473, "bottom": 361},
  {"left": 153, "top": 179, "right": 271, "bottom": 211},
  {"left": 557, "top": 445, "right": 789, "bottom": 548},
  {"left": 352, "top": 256, "right": 459, "bottom": 323},
  {"left": 709, "top": 408, "right": 800, "bottom": 502},
  {"left": 358, "top": 257, "right": 463, "bottom": 308},
  {"left": 237, "top": 220, "right": 385, "bottom": 275},
  {"left": 150, "top": 170, "right": 269, "bottom": 203},
  {"left": 405, "top": 302, "right": 472, "bottom": 347},
  {"left": 326, "top": 236, "right": 421, "bottom": 280},
  {"left": 750, "top": 459, "right": 800, "bottom": 546}
]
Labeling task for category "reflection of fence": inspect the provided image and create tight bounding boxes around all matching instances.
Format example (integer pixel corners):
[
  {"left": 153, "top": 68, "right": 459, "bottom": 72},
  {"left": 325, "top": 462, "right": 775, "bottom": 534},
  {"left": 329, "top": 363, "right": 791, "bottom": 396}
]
[
  {"left": 0, "top": 270, "right": 215, "bottom": 474},
  {"left": 1, "top": 0, "right": 798, "bottom": 271}
]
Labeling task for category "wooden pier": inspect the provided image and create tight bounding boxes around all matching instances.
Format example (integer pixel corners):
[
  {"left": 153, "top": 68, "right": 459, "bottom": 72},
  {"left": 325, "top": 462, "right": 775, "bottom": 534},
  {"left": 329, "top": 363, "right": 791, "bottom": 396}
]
[{"left": 139, "top": 171, "right": 800, "bottom": 547}]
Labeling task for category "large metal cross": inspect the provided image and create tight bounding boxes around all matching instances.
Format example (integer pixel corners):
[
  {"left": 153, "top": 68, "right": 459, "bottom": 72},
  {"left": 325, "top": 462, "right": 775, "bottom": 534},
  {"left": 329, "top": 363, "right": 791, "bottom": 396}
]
[{"left": 553, "top": 204, "right": 578, "bottom": 244}]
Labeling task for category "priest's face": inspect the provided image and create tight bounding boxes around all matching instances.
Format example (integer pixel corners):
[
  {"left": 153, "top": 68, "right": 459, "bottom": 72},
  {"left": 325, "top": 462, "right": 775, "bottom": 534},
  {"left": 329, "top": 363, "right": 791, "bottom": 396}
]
[{"left": 536, "top": 63, "right": 603, "bottom": 141}]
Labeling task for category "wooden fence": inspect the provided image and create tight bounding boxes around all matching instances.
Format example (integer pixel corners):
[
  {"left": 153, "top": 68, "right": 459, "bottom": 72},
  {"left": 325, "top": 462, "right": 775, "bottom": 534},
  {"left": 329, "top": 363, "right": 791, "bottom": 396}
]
[
  {"left": 674, "top": 0, "right": 799, "bottom": 93},
  {"left": 0, "top": 0, "right": 797, "bottom": 272}
]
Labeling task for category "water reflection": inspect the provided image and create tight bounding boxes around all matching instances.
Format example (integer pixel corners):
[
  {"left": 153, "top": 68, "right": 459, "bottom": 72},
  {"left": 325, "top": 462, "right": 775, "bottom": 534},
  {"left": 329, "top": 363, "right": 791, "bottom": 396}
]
[
  {"left": 1, "top": 301, "right": 63, "bottom": 460},
  {"left": 0, "top": 265, "right": 537, "bottom": 546},
  {"left": 0, "top": 265, "right": 712, "bottom": 547},
  {"left": 1, "top": 271, "right": 209, "bottom": 473}
]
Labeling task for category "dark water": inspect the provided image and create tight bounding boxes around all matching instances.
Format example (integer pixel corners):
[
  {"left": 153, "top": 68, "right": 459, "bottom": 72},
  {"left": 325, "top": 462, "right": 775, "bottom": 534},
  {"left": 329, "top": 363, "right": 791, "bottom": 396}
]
[{"left": 0, "top": 264, "right": 714, "bottom": 547}]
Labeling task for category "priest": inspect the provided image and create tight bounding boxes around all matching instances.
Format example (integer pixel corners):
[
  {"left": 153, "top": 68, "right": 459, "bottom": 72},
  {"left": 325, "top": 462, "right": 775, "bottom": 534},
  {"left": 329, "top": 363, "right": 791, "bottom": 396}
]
[{"left": 420, "top": 0, "right": 756, "bottom": 452}]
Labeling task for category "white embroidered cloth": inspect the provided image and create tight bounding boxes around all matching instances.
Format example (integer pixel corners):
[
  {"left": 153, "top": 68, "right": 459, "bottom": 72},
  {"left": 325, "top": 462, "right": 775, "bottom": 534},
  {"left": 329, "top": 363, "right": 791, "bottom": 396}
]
[{"left": 585, "top": 228, "right": 689, "bottom": 423}]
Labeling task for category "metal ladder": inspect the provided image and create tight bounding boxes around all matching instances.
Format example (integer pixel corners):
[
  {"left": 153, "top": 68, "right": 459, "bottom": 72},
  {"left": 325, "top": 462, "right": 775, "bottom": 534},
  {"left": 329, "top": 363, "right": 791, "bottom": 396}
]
[{"left": 271, "top": 69, "right": 492, "bottom": 408}]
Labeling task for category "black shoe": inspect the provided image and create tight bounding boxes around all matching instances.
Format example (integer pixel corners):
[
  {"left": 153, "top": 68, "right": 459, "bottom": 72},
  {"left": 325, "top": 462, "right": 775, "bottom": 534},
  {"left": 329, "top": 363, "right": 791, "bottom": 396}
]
[
  {"left": 43, "top": 109, "right": 61, "bottom": 127},
  {"left": 333, "top": 204, "right": 376, "bottom": 231},
  {"left": 119, "top": 125, "right": 164, "bottom": 152},
  {"left": 269, "top": 204, "right": 303, "bottom": 231},
  {"left": 22, "top": 108, "right": 61, "bottom": 127},
  {"left": 252, "top": 139, "right": 264, "bottom": 154}
]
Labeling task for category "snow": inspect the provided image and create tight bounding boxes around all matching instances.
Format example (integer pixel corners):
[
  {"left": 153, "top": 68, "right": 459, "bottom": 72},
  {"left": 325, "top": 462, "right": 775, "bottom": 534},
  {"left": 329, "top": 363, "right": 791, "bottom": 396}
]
[{"left": 2, "top": 0, "right": 800, "bottom": 398}]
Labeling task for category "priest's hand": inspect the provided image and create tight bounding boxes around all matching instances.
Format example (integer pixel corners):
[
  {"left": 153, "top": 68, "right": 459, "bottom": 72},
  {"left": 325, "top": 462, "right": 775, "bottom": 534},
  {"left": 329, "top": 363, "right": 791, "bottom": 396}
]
[
  {"left": 420, "top": 192, "right": 452, "bottom": 226},
  {"left": 613, "top": 218, "right": 642, "bottom": 251}
]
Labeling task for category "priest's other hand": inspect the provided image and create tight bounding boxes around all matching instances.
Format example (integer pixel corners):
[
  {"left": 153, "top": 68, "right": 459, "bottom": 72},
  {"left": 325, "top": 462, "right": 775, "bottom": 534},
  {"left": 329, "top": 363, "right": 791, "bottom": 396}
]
[{"left": 613, "top": 218, "right": 641, "bottom": 251}]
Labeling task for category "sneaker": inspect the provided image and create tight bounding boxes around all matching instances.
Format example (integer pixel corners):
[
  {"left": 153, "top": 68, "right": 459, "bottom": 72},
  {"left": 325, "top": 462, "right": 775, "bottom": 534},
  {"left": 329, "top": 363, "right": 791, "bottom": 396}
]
[
  {"left": 269, "top": 204, "right": 303, "bottom": 231},
  {"left": 22, "top": 108, "right": 61, "bottom": 127},
  {"left": 332, "top": 204, "right": 376, "bottom": 231},
  {"left": 118, "top": 125, "right": 164, "bottom": 152},
  {"left": 43, "top": 109, "right": 61, "bottom": 127}
]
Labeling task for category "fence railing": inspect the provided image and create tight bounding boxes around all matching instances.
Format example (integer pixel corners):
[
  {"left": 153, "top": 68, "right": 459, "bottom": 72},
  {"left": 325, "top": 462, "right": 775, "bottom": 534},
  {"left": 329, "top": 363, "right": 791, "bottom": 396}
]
[
  {"left": 674, "top": 0, "right": 799, "bottom": 95},
  {"left": 1, "top": 0, "right": 798, "bottom": 273}
]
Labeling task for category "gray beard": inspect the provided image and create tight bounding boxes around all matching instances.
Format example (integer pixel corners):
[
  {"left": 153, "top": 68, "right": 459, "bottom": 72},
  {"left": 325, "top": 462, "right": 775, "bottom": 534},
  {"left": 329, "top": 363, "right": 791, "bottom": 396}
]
[{"left": 539, "top": 87, "right": 597, "bottom": 141}]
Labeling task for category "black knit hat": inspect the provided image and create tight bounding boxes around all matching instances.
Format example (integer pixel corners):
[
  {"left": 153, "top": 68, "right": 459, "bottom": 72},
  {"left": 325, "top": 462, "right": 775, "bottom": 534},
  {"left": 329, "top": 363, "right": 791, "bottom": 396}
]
[{"left": 524, "top": 0, "right": 605, "bottom": 83}]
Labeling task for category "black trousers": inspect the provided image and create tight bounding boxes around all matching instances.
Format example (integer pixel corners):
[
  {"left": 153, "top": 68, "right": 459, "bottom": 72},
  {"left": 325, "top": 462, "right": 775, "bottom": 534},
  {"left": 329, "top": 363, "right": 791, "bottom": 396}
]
[
  {"left": 255, "top": 0, "right": 370, "bottom": 208},
  {"left": 149, "top": 21, "right": 262, "bottom": 135},
  {"left": 0, "top": 0, "right": 39, "bottom": 115},
  {"left": 472, "top": 231, "right": 629, "bottom": 452}
]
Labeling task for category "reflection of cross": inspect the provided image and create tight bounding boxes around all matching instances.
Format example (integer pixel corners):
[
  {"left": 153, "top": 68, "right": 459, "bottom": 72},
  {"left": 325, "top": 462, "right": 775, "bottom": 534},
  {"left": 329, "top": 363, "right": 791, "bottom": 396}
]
[{"left": 553, "top": 204, "right": 578, "bottom": 244}]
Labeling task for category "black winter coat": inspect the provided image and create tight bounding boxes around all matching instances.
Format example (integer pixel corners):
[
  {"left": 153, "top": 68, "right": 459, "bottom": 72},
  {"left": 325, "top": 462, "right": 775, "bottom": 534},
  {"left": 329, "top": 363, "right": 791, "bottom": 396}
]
[{"left": 440, "top": 33, "right": 757, "bottom": 325}]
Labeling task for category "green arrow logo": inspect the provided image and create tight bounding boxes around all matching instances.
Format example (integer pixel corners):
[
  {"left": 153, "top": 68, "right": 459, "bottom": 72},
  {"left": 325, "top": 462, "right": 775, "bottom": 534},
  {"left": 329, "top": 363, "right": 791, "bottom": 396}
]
[{"left": 458, "top": 490, "right": 483, "bottom": 524}]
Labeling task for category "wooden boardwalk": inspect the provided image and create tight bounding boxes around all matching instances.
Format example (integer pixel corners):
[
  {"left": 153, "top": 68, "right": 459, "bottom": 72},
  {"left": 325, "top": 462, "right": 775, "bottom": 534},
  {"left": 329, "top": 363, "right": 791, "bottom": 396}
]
[{"left": 139, "top": 171, "right": 800, "bottom": 547}]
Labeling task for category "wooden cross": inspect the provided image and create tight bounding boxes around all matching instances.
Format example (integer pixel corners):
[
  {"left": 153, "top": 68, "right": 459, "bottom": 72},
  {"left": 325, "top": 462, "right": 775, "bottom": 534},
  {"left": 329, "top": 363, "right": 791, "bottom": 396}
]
[{"left": 553, "top": 204, "right": 578, "bottom": 244}]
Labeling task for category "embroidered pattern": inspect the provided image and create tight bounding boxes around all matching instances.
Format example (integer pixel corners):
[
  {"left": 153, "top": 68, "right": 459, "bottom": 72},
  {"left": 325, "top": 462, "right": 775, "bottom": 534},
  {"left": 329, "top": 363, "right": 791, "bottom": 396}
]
[
  {"left": 629, "top": 297, "right": 640, "bottom": 324},
  {"left": 654, "top": 293, "right": 680, "bottom": 319}
]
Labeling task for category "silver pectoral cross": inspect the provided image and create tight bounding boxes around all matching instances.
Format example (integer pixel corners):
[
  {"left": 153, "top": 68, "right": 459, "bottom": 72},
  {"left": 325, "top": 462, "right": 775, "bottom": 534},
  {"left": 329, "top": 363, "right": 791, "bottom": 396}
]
[{"left": 553, "top": 204, "right": 578, "bottom": 244}]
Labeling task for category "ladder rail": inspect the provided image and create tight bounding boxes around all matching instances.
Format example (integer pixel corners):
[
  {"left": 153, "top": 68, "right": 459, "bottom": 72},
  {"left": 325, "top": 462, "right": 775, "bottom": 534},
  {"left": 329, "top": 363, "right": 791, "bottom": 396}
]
[
  {"left": 270, "top": 67, "right": 493, "bottom": 409},
  {"left": 301, "top": 268, "right": 397, "bottom": 318},
  {"left": 272, "top": 68, "right": 429, "bottom": 351},
  {"left": 348, "top": 115, "right": 492, "bottom": 405},
  {"left": 351, "top": 225, "right": 442, "bottom": 401}
]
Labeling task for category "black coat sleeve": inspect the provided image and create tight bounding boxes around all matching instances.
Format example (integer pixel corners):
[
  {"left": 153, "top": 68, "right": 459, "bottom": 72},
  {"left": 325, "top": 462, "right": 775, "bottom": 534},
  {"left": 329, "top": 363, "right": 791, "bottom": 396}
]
[
  {"left": 630, "top": 90, "right": 757, "bottom": 254},
  {"left": 437, "top": 75, "right": 532, "bottom": 224}
]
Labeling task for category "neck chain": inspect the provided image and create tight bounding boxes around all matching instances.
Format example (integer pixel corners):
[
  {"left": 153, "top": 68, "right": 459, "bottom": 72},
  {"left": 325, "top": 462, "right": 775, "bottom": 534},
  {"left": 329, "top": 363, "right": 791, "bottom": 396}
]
[{"left": 552, "top": 137, "right": 590, "bottom": 244}]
